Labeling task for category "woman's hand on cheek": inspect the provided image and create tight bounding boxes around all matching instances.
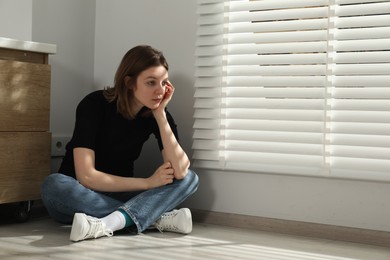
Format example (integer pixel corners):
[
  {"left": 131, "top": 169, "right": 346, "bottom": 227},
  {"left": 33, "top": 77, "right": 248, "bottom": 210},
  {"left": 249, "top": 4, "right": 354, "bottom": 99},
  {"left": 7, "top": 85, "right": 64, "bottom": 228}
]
[
  {"left": 153, "top": 82, "right": 174, "bottom": 117},
  {"left": 163, "top": 81, "right": 174, "bottom": 105}
]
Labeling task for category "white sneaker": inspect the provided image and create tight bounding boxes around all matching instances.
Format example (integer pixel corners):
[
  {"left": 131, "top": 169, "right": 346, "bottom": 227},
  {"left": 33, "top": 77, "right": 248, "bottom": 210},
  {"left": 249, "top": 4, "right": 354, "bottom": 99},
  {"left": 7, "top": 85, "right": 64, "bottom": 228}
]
[
  {"left": 154, "top": 208, "right": 192, "bottom": 234},
  {"left": 70, "top": 213, "right": 113, "bottom": 242}
]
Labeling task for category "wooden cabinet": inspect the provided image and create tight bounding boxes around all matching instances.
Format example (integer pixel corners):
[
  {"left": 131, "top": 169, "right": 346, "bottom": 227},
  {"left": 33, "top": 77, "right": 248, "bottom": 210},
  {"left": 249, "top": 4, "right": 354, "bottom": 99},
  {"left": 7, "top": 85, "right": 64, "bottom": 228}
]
[{"left": 0, "top": 38, "right": 56, "bottom": 204}]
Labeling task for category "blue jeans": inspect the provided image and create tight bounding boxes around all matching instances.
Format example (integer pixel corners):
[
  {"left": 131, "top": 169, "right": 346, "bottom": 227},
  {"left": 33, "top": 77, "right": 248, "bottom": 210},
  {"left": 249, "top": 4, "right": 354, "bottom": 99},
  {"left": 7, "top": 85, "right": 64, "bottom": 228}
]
[{"left": 41, "top": 169, "right": 199, "bottom": 233}]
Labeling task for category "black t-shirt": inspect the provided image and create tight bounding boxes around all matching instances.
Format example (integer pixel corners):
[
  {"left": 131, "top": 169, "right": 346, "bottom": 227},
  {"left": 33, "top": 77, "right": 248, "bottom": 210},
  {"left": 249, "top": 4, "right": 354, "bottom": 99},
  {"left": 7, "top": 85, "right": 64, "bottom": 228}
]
[{"left": 59, "top": 90, "right": 179, "bottom": 179}]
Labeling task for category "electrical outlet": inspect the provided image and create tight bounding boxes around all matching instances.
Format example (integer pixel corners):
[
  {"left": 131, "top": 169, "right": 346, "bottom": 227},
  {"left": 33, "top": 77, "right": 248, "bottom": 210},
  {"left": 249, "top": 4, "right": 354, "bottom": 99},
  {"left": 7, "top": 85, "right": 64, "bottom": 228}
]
[{"left": 51, "top": 134, "right": 71, "bottom": 157}]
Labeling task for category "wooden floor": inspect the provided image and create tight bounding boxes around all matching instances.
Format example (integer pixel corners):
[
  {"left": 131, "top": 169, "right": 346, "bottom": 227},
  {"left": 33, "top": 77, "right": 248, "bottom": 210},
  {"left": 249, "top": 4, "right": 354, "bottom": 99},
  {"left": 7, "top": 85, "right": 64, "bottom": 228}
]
[{"left": 1, "top": 206, "right": 390, "bottom": 260}]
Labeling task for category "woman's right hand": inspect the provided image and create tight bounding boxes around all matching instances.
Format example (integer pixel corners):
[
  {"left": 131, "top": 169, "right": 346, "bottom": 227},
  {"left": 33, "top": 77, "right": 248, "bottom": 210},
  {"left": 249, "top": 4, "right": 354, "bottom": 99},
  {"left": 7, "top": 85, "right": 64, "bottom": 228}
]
[{"left": 146, "top": 162, "right": 175, "bottom": 189}]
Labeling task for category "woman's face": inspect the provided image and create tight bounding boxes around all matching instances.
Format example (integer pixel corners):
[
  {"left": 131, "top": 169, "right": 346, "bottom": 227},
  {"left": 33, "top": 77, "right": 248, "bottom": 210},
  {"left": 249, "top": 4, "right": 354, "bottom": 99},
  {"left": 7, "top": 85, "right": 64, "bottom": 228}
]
[{"left": 130, "top": 65, "right": 169, "bottom": 112}]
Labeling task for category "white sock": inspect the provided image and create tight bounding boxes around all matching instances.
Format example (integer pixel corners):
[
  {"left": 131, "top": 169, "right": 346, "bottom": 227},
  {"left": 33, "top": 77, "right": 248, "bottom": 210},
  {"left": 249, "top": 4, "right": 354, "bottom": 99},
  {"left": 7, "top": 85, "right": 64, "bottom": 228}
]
[{"left": 100, "top": 211, "right": 126, "bottom": 232}]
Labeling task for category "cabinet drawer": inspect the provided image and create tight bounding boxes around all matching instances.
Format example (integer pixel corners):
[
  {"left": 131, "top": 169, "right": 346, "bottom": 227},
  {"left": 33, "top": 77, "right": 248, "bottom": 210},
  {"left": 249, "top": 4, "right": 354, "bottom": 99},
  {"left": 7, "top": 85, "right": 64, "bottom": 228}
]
[
  {"left": 0, "top": 132, "right": 51, "bottom": 203},
  {"left": 0, "top": 60, "right": 50, "bottom": 131},
  {"left": 0, "top": 48, "right": 48, "bottom": 64}
]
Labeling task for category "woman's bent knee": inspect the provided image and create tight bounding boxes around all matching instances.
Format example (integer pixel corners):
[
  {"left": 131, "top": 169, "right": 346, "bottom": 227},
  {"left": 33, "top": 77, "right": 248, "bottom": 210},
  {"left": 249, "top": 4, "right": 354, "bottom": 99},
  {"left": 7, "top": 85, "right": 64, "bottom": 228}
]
[
  {"left": 183, "top": 169, "right": 199, "bottom": 192},
  {"left": 41, "top": 173, "right": 76, "bottom": 224},
  {"left": 41, "top": 173, "right": 67, "bottom": 196}
]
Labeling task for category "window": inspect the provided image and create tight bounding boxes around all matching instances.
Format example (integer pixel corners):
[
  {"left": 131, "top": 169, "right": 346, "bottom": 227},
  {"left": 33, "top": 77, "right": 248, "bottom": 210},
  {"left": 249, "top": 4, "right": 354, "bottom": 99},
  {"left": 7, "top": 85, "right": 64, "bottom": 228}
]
[{"left": 193, "top": 0, "right": 390, "bottom": 181}]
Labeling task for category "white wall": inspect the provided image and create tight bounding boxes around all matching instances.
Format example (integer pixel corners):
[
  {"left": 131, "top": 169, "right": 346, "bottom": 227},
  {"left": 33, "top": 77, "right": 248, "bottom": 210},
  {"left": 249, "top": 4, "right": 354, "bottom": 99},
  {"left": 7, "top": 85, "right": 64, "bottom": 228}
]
[
  {"left": 187, "top": 170, "right": 390, "bottom": 231},
  {"left": 2, "top": 0, "right": 390, "bottom": 233},
  {"left": 0, "top": 0, "right": 33, "bottom": 41},
  {"left": 32, "top": 0, "right": 96, "bottom": 136}
]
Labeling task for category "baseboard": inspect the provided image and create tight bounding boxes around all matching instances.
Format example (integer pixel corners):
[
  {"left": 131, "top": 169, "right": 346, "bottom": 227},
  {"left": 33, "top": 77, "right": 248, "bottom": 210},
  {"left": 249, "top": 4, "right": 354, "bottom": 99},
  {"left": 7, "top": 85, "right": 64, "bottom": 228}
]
[{"left": 191, "top": 209, "right": 390, "bottom": 248}]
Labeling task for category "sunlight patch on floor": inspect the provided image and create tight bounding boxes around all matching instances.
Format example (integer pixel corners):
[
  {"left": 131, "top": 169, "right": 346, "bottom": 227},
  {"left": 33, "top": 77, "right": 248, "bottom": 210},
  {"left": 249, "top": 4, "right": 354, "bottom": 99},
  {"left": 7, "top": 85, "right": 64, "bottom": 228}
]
[{"left": 0, "top": 232, "right": 369, "bottom": 260}]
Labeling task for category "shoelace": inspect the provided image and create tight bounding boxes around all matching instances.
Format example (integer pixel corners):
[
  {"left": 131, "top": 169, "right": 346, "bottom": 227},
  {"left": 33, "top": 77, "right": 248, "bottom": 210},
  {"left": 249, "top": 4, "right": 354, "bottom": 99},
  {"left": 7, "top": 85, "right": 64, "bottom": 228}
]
[
  {"left": 155, "top": 211, "right": 179, "bottom": 232},
  {"left": 86, "top": 217, "right": 113, "bottom": 239}
]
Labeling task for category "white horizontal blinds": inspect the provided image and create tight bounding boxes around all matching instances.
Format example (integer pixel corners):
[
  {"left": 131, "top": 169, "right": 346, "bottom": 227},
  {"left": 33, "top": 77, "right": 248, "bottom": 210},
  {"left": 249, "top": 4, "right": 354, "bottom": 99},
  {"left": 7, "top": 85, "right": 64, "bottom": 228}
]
[
  {"left": 330, "top": 0, "right": 390, "bottom": 180},
  {"left": 193, "top": 0, "right": 390, "bottom": 181},
  {"left": 223, "top": 0, "right": 329, "bottom": 175},
  {"left": 193, "top": 0, "right": 226, "bottom": 169}
]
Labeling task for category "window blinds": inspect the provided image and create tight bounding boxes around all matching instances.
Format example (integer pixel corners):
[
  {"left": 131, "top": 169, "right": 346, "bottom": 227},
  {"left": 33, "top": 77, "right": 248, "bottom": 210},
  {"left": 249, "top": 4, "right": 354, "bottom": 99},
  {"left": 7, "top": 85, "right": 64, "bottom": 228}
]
[{"left": 193, "top": 0, "right": 390, "bottom": 181}]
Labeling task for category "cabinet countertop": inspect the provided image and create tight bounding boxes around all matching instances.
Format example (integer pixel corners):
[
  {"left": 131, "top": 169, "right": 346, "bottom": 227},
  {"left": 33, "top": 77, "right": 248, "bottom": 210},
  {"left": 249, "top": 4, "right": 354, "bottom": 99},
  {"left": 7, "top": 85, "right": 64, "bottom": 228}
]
[{"left": 0, "top": 37, "right": 56, "bottom": 54}]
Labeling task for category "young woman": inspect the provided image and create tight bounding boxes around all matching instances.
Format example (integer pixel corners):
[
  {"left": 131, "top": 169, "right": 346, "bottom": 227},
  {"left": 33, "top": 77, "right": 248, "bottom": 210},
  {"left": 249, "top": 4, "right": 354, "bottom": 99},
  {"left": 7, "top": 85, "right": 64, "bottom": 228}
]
[{"left": 41, "top": 45, "right": 199, "bottom": 242}]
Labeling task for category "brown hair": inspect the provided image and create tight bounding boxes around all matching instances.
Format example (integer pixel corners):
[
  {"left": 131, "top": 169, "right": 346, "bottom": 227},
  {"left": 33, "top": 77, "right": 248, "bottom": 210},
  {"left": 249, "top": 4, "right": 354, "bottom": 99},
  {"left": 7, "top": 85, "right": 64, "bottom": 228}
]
[{"left": 104, "top": 45, "right": 169, "bottom": 119}]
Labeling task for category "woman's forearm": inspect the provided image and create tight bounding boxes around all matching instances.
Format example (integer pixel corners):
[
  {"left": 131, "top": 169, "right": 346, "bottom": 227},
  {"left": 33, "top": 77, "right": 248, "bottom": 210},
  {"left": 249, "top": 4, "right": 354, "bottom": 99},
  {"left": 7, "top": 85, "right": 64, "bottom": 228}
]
[
  {"left": 77, "top": 168, "right": 152, "bottom": 192},
  {"left": 74, "top": 147, "right": 151, "bottom": 192},
  {"left": 155, "top": 113, "right": 190, "bottom": 179}
]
